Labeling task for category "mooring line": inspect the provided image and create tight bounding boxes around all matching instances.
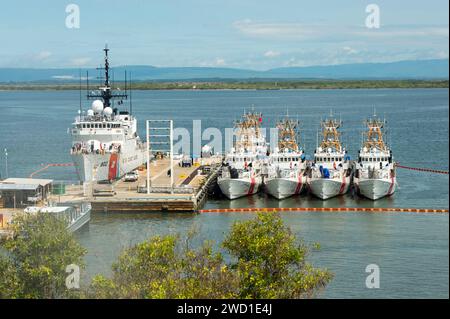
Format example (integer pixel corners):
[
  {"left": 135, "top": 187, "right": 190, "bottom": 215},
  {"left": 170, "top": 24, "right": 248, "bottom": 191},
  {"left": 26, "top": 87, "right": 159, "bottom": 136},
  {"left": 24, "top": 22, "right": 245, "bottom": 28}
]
[{"left": 198, "top": 207, "right": 449, "bottom": 214}]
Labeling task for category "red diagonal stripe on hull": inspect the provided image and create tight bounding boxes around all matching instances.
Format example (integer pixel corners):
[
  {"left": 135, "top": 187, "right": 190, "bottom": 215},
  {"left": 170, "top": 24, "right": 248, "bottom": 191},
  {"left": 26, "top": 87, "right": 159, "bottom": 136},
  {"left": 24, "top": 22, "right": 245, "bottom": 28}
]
[
  {"left": 339, "top": 174, "right": 346, "bottom": 194},
  {"left": 295, "top": 174, "right": 303, "bottom": 194},
  {"left": 387, "top": 176, "right": 395, "bottom": 195},
  {"left": 247, "top": 177, "right": 255, "bottom": 195},
  {"left": 108, "top": 153, "right": 119, "bottom": 181}
]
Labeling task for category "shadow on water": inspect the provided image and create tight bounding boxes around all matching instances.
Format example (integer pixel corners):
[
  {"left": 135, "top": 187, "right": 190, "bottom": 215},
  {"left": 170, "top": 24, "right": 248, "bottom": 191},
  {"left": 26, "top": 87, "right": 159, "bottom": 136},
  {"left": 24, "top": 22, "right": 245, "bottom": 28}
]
[
  {"left": 206, "top": 190, "right": 399, "bottom": 210},
  {"left": 91, "top": 211, "right": 197, "bottom": 224}
]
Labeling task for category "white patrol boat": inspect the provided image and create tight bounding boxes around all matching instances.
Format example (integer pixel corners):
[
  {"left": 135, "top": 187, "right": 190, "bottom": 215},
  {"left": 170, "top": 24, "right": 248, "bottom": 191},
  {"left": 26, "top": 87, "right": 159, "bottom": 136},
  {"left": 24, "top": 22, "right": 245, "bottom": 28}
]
[
  {"left": 218, "top": 111, "right": 268, "bottom": 199},
  {"left": 264, "top": 116, "right": 307, "bottom": 199},
  {"left": 70, "top": 46, "right": 146, "bottom": 182},
  {"left": 353, "top": 115, "right": 397, "bottom": 200},
  {"left": 308, "top": 115, "right": 351, "bottom": 200}
]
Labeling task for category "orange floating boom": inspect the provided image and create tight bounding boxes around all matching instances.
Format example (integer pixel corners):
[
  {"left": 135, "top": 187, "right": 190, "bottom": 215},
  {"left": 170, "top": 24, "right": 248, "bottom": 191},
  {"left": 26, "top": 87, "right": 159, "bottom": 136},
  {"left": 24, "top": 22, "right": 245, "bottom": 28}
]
[
  {"left": 395, "top": 164, "right": 449, "bottom": 175},
  {"left": 198, "top": 207, "right": 449, "bottom": 214},
  {"left": 29, "top": 163, "right": 75, "bottom": 178}
]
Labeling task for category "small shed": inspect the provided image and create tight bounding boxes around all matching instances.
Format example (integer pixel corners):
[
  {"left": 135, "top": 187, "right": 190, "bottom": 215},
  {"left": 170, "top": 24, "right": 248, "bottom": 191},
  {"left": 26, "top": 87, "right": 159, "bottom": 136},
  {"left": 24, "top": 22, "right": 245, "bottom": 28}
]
[{"left": 0, "top": 178, "right": 53, "bottom": 208}]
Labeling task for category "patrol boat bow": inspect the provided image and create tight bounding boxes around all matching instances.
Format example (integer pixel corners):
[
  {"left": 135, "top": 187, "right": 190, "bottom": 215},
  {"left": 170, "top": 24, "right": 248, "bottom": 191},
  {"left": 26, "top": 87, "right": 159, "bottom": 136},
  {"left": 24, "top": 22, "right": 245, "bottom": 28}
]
[
  {"left": 308, "top": 115, "right": 351, "bottom": 200},
  {"left": 218, "top": 111, "right": 268, "bottom": 199},
  {"left": 264, "top": 115, "right": 307, "bottom": 199},
  {"left": 353, "top": 115, "right": 397, "bottom": 200}
]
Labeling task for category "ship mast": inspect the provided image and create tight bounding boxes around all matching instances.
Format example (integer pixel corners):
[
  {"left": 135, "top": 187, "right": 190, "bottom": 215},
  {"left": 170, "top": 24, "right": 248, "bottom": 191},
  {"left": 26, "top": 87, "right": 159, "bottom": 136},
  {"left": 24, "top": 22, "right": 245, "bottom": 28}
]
[
  {"left": 234, "top": 111, "right": 262, "bottom": 151},
  {"left": 363, "top": 116, "right": 387, "bottom": 151},
  {"left": 86, "top": 44, "right": 128, "bottom": 110},
  {"left": 277, "top": 116, "right": 299, "bottom": 152},
  {"left": 319, "top": 117, "right": 342, "bottom": 152}
]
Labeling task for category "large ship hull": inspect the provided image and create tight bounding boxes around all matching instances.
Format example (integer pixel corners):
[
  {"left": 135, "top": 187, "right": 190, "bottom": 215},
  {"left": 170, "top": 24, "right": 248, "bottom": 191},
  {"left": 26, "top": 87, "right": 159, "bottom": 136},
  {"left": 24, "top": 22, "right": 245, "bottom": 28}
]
[
  {"left": 354, "top": 177, "right": 396, "bottom": 200},
  {"left": 264, "top": 176, "right": 305, "bottom": 200},
  {"left": 72, "top": 149, "right": 146, "bottom": 182},
  {"left": 217, "top": 176, "right": 261, "bottom": 200},
  {"left": 308, "top": 176, "right": 350, "bottom": 200}
]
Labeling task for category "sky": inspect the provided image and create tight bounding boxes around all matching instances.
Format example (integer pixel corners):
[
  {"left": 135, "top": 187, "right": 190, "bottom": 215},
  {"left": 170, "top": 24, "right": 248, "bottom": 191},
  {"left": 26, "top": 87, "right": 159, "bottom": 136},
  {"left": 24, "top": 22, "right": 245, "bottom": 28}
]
[{"left": 0, "top": 0, "right": 448, "bottom": 69}]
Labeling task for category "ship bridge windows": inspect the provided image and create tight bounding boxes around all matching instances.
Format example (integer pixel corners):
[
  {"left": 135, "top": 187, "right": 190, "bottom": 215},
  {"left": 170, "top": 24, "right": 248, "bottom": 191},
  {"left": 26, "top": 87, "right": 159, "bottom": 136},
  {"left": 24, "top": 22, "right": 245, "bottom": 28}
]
[{"left": 79, "top": 122, "right": 121, "bottom": 129}]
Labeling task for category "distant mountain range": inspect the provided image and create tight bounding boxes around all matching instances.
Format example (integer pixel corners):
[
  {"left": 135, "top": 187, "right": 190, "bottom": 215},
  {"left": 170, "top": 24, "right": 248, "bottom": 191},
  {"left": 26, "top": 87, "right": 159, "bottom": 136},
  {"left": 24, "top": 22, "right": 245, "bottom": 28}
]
[{"left": 0, "top": 59, "right": 448, "bottom": 82}]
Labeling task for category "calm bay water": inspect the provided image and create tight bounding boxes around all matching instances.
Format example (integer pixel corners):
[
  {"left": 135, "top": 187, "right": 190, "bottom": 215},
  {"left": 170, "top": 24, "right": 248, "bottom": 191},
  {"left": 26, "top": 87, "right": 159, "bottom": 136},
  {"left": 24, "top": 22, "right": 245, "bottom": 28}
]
[{"left": 0, "top": 88, "right": 448, "bottom": 298}]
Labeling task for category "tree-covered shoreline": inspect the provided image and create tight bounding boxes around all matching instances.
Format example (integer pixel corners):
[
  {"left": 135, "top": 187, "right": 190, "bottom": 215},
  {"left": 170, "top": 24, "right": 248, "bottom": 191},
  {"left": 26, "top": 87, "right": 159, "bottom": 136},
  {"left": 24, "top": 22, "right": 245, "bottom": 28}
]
[{"left": 0, "top": 79, "right": 447, "bottom": 91}]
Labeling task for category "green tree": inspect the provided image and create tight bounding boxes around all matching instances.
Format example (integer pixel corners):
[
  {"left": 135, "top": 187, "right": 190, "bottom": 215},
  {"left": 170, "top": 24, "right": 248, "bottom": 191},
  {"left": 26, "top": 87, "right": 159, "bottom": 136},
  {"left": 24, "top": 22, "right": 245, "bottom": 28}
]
[
  {"left": 90, "top": 212, "right": 332, "bottom": 299},
  {"left": 0, "top": 213, "right": 86, "bottom": 298},
  {"left": 222, "top": 212, "right": 333, "bottom": 298},
  {"left": 89, "top": 234, "right": 238, "bottom": 298},
  {"left": 0, "top": 254, "right": 22, "bottom": 298}
]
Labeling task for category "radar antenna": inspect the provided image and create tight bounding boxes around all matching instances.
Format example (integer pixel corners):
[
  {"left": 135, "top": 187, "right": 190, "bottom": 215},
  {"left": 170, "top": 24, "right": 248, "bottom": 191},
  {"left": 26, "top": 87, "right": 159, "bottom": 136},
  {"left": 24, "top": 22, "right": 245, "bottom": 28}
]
[{"left": 86, "top": 45, "right": 128, "bottom": 111}]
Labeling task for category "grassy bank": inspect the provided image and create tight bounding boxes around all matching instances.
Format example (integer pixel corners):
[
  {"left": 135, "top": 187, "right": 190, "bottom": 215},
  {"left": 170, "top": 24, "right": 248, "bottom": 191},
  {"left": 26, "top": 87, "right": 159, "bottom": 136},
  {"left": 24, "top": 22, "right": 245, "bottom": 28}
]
[{"left": 0, "top": 79, "right": 448, "bottom": 90}]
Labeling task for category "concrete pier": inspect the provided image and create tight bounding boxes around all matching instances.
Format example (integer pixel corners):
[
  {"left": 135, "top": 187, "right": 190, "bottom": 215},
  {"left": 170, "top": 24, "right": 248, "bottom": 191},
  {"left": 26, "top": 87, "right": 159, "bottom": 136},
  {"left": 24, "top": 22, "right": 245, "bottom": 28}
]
[{"left": 48, "top": 156, "right": 222, "bottom": 213}]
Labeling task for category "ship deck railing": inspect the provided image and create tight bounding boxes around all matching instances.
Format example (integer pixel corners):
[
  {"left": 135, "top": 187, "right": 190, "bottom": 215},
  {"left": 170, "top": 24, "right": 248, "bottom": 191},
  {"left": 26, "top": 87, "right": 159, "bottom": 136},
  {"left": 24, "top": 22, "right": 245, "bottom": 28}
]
[{"left": 137, "top": 185, "right": 196, "bottom": 195}]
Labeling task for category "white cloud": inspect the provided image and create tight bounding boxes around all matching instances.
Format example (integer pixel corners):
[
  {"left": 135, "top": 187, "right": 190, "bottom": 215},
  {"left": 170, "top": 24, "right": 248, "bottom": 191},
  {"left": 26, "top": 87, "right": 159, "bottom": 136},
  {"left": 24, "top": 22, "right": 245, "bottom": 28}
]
[
  {"left": 214, "top": 58, "right": 226, "bottom": 66},
  {"left": 70, "top": 57, "right": 91, "bottom": 67},
  {"left": 233, "top": 20, "right": 318, "bottom": 39},
  {"left": 233, "top": 20, "right": 449, "bottom": 42},
  {"left": 435, "top": 51, "right": 449, "bottom": 59},
  {"left": 343, "top": 46, "right": 358, "bottom": 55},
  {"left": 52, "top": 75, "right": 75, "bottom": 80},
  {"left": 197, "top": 57, "right": 227, "bottom": 67},
  {"left": 264, "top": 50, "right": 281, "bottom": 58},
  {"left": 35, "top": 51, "right": 52, "bottom": 61}
]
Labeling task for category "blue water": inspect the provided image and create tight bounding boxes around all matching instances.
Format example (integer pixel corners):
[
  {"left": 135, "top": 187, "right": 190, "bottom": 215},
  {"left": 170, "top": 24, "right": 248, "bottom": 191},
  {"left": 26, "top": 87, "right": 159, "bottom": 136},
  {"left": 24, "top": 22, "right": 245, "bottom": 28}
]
[
  {"left": 0, "top": 88, "right": 448, "bottom": 298},
  {"left": 77, "top": 211, "right": 448, "bottom": 299}
]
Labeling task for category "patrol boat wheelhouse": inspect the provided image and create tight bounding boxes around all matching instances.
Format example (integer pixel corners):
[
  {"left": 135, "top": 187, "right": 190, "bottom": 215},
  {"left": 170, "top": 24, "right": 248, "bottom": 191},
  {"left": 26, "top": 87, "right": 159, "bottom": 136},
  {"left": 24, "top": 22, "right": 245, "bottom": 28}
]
[
  {"left": 218, "top": 111, "right": 268, "bottom": 199},
  {"left": 264, "top": 116, "right": 306, "bottom": 199},
  {"left": 308, "top": 115, "right": 351, "bottom": 200},
  {"left": 70, "top": 46, "right": 146, "bottom": 182},
  {"left": 353, "top": 115, "right": 396, "bottom": 200}
]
